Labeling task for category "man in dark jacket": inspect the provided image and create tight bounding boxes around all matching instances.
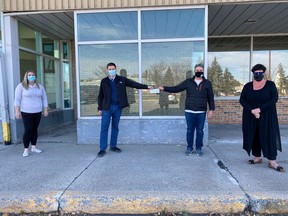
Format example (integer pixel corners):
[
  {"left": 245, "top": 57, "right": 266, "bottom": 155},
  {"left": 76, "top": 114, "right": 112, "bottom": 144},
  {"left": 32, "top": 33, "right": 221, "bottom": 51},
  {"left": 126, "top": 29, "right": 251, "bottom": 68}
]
[
  {"left": 159, "top": 63, "right": 215, "bottom": 156},
  {"left": 97, "top": 62, "right": 152, "bottom": 157}
]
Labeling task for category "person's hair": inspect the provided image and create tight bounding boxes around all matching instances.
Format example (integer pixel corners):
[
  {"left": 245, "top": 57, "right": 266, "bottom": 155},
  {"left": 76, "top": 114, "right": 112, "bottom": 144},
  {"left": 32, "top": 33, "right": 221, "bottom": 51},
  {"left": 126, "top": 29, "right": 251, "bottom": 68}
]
[
  {"left": 194, "top": 63, "right": 204, "bottom": 69},
  {"left": 186, "top": 70, "right": 192, "bottom": 79},
  {"left": 22, "top": 70, "right": 40, "bottom": 90},
  {"left": 107, "top": 62, "right": 116, "bottom": 69},
  {"left": 251, "top": 64, "right": 266, "bottom": 73},
  {"left": 119, "top": 69, "right": 127, "bottom": 77}
]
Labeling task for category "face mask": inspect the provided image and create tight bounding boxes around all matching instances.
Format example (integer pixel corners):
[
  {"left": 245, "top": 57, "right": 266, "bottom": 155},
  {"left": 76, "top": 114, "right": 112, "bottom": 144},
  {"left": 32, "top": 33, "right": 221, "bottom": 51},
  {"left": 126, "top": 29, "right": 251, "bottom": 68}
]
[
  {"left": 28, "top": 75, "right": 36, "bottom": 82},
  {"left": 108, "top": 70, "right": 116, "bottom": 77},
  {"left": 195, "top": 72, "right": 204, "bottom": 78},
  {"left": 253, "top": 73, "right": 264, "bottom": 82}
]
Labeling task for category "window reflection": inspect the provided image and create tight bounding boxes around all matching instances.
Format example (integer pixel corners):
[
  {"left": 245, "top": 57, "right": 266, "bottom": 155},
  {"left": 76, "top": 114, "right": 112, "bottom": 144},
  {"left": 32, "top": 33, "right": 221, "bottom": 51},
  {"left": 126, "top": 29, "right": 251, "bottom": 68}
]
[
  {"left": 142, "top": 41, "right": 204, "bottom": 116},
  {"left": 142, "top": 9, "right": 205, "bottom": 39},
  {"left": 42, "top": 35, "right": 59, "bottom": 58},
  {"left": 208, "top": 37, "right": 250, "bottom": 97},
  {"left": 19, "top": 50, "right": 42, "bottom": 82},
  {"left": 19, "top": 22, "right": 37, "bottom": 51},
  {"left": 63, "top": 62, "right": 71, "bottom": 108},
  {"left": 253, "top": 36, "right": 288, "bottom": 96},
  {"left": 44, "top": 58, "right": 60, "bottom": 109},
  {"left": 78, "top": 44, "right": 139, "bottom": 116},
  {"left": 77, "top": 12, "right": 138, "bottom": 41}
]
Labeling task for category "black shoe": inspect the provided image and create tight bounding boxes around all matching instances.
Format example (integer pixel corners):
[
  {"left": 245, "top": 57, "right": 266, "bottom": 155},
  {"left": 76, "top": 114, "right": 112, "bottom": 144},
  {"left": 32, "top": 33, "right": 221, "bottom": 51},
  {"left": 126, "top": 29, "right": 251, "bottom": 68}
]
[
  {"left": 97, "top": 150, "right": 106, "bottom": 157},
  {"left": 110, "top": 147, "right": 122, "bottom": 153}
]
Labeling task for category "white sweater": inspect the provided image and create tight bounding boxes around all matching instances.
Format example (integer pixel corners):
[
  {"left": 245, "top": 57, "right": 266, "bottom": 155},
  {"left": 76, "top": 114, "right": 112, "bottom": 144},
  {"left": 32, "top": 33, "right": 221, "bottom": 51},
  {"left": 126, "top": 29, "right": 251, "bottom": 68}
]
[{"left": 14, "top": 83, "right": 48, "bottom": 113}]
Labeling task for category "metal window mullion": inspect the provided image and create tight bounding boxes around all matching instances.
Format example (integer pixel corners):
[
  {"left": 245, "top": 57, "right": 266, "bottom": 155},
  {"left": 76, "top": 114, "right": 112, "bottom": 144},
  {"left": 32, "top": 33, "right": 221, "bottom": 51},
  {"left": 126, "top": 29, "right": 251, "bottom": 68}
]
[{"left": 138, "top": 9, "right": 143, "bottom": 118}]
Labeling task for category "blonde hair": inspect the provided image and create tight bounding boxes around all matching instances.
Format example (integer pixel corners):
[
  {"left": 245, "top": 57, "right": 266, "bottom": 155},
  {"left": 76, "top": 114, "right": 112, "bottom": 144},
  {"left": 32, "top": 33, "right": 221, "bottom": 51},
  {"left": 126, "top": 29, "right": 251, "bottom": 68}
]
[{"left": 22, "top": 70, "right": 40, "bottom": 90}]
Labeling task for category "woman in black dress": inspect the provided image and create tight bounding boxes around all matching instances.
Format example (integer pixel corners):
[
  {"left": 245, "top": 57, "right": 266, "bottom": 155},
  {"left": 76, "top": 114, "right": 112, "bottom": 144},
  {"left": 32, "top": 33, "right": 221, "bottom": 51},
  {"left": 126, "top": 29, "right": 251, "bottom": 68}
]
[{"left": 240, "top": 64, "right": 284, "bottom": 172}]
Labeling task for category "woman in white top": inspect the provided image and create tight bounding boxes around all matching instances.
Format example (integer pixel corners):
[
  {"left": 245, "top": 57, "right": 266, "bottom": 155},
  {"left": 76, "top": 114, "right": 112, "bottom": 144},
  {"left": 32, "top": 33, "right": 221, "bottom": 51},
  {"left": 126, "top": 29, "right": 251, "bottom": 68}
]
[{"left": 14, "top": 70, "right": 49, "bottom": 157}]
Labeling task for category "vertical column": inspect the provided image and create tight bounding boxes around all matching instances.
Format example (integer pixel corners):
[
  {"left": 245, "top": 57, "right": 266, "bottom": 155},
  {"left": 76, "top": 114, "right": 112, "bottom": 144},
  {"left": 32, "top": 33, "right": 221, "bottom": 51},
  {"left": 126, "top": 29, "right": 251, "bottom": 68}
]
[{"left": 3, "top": 15, "right": 20, "bottom": 143}]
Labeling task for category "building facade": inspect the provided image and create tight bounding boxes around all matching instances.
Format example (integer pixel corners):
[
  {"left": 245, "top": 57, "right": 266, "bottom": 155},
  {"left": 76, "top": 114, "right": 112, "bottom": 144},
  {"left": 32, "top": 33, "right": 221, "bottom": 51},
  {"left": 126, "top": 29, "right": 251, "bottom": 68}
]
[{"left": 1, "top": 0, "right": 288, "bottom": 144}]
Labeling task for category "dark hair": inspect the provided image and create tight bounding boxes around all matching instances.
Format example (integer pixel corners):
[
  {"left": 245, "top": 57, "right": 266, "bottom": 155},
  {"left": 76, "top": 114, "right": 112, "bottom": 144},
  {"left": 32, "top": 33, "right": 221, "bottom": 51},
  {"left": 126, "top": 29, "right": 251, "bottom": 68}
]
[
  {"left": 107, "top": 62, "right": 116, "bottom": 69},
  {"left": 119, "top": 69, "right": 127, "bottom": 77},
  {"left": 251, "top": 64, "right": 266, "bottom": 73},
  {"left": 194, "top": 63, "right": 204, "bottom": 69},
  {"left": 186, "top": 70, "right": 192, "bottom": 79}
]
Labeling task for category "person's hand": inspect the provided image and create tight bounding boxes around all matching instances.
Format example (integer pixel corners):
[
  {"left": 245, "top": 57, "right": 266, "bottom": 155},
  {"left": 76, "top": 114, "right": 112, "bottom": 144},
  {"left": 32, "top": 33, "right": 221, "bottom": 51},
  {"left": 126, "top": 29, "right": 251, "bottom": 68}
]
[
  {"left": 15, "top": 110, "right": 21, "bottom": 119},
  {"left": 148, "top": 86, "right": 154, "bottom": 89},
  {"left": 207, "top": 110, "right": 213, "bottom": 119},
  {"left": 43, "top": 108, "right": 48, "bottom": 117},
  {"left": 251, "top": 108, "right": 261, "bottom": 118},
  {"left": 159, "top": 86, "right": 164, "bottom": 91},
  {"left": 98, "top": 110, "right": 102, "bottom": 116}
]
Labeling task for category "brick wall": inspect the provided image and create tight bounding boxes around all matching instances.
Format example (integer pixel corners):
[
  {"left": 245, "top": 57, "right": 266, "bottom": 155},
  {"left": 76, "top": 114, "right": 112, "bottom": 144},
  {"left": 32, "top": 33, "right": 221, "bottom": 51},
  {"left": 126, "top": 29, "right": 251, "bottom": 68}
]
[{"left": 209, "top": 97, "right": 288, "bottom": 124}]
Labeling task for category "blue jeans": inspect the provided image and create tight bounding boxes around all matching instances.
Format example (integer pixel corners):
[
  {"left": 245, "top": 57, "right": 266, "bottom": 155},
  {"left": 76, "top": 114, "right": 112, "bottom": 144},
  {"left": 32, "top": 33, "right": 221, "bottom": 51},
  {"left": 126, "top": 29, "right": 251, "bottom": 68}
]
[
  {"left": 99, "top": 104, "right": 122, "bottom": 151},
  {"left": 185, "top": 112, "right": 206, "bottom": 151}
]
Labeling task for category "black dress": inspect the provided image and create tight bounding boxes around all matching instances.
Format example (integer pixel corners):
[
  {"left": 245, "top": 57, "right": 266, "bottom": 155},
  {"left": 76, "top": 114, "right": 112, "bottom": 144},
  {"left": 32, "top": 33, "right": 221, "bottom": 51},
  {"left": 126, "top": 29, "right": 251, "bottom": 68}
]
[{"left": 239, "top": 80, "right": 282, "bottom": 160}]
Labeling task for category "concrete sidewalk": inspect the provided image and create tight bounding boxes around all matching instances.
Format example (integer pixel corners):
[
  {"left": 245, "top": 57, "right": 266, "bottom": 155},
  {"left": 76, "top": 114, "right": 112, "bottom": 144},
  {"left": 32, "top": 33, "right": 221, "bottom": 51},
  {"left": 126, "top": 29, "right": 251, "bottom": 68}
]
[{"left": 0, "top": 124, "right": 288, "bottom": 215}]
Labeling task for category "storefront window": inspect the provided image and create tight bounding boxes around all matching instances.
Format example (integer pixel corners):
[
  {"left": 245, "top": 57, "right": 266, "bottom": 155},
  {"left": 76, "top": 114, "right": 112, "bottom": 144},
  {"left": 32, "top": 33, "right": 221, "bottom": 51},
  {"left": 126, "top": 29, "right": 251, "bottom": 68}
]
[
  {"left": 42, "top": 35, "right": 59, "bottom": 58},
  {"left": 78, "top": 43, "right": 139, "bottom": 116},
  {"left": 63, "top": 42, "right": 69, "bottom": 59},
  {"left": 142, "top": 41, "right": 204, "bottom": 116},
  {"left": 253, "top": 36, "right": 288, "bottom": 96},
  {"left": 77, "top": 11, "right": 138, "bottom": 41},
  {"left": 19, "top": 22, "right": 41, "bottom": 52},
  {"left": 63, "top": 61, "right": 71, "bottom": 108},
  {"left": 63, "top": 42, "right": 72, "bottom": 108},
  {"left": 208, "top": 37, "right": 251, "bottom": 97},
  {"left": 19, "top": 50, "right": 42, "bottom": 82},
  {"left": 44, "top": 58, "right": 60, "bottom": 109},
  {"left": 76, "top": 8, "right": 206, "bottom": 117},
  {"left": 142, "top": 9, "right": 204, "bottom": 39}
]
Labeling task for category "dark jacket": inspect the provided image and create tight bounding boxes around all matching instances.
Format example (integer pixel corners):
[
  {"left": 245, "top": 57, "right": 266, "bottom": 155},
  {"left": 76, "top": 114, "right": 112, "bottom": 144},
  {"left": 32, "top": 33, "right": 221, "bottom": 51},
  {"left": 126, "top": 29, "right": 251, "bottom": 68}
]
[
  {"left": 98, "top": 75, "right": 148, "bottom": 111},
  {"left": 163, "top": 76, "right": 215, "bottom": 111}
]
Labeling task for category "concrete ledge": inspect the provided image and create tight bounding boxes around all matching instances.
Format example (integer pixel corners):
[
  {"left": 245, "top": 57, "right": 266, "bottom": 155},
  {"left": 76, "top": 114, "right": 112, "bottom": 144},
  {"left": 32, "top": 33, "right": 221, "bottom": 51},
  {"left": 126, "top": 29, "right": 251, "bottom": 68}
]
[
  {"left": 0, "top": 192, "right": 59, "bottom": 213},
  {"left": 249, "top": 193, "right": 288, "bottom": 214},
  {"left": 59, "top": 193, "right": 248, "bottom": 214}
]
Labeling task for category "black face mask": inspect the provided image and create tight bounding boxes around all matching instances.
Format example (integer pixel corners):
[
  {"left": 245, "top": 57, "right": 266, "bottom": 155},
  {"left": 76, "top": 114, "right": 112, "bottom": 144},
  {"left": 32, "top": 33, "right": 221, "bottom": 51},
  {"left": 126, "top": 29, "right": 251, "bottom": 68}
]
[
  {"left": 253, "top": 74, "right": 264, "bottom": 82},
  {"left": 195, "top": 72, "right": 204, "bottom": 78}
]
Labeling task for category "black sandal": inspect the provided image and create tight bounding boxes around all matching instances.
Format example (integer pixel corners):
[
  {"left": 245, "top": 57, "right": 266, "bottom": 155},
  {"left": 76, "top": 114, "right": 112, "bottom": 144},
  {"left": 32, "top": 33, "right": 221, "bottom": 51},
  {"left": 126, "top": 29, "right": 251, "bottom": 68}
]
[
  {"left": 268, "top": 163, "right": 285, "bottom": 172},
  {"left": 248, "top": 159, "right": 262, "bottom": 164}
]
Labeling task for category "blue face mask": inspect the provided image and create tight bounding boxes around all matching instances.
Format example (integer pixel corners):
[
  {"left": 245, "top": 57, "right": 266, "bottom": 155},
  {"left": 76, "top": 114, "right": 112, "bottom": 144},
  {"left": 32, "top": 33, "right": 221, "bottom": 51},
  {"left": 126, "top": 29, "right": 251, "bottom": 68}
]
[
  {"left": 108, "top": 69, "right": 116, "bottom": 77},
  {"left": 28, "top": 75, "right": 36, "bottom": 82}
]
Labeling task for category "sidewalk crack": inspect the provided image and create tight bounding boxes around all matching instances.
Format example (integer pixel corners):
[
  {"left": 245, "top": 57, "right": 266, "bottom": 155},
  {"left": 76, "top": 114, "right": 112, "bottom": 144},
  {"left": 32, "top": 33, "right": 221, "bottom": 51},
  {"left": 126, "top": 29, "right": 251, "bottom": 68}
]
[
  {"left": 209, "top": 146, "right": 255, "bottom": 213},
  {"left": 55, "top": 156, "right": 98, "bottom": 213}
]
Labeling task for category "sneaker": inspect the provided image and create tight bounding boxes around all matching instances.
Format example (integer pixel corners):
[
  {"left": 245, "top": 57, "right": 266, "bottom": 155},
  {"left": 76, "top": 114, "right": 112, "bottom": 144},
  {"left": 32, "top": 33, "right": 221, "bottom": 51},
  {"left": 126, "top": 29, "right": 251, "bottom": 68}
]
[
  {"left": 31, "top": 148, "right": 42, "bottom": 153},
  {"left": 23, "top": 150, "right": 29, "bottom": 157},
  {"left": 97, "top": 150, "right": 106, "bottom": 157},
  {"left": 196, "top": 149, "right": 203, "bottom": 157},
  {"left": 185, "top": 149, "right": 193, "bottom": 156},
  {"left": 110, "top": 147, "right": 122, "bottom": 153}
]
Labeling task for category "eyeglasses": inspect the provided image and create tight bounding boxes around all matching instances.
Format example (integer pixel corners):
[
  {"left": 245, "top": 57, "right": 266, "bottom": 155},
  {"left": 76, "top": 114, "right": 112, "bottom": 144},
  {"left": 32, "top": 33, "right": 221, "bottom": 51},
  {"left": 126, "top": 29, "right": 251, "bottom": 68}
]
[{"left": 195, "top": 70, "right": 204, "bottom": 72}]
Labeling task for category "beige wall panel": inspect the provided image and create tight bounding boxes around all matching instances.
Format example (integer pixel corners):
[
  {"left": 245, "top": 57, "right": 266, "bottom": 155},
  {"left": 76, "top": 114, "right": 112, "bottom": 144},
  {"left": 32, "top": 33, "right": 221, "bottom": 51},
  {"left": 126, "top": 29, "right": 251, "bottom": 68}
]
[
  {"left": 2, "top": 0, "right": 280, "bottom": 12},
  {"left": 35, "top": 0, "right": 43, "bottom": 10},
  {"left": 49, "top": 0, "right": 56, "bottom": 10},
  {"left": 95, "top": 0, "right": 102, "bottom": 8},
  {"left": 56, "top": 0, "right": 62, "bottom": 10},
  {"left": 75, "top": 0, "right": 82, "bottom": 9},
  {"left": 80, "top": 0, "right": 88, "bottom": 8},
  {"left": 42, "top": 0, "right": 49, "bottom": 10},
  {"left": 88, "top": 0, "right": 95, "bottom": 8},
  {"left": 17, "top": 0, "right": 24, "bottom": 10}
]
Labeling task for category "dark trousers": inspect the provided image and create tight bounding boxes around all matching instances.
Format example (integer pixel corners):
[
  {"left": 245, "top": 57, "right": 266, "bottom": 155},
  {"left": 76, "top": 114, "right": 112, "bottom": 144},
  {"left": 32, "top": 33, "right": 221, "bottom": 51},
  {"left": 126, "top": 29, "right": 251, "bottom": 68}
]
[
  {"left": 252, "top": 122, "right": 276, "bottom": 160},
  {"left": 21, "top": 112, "right": 42, "bottom": 148}
]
